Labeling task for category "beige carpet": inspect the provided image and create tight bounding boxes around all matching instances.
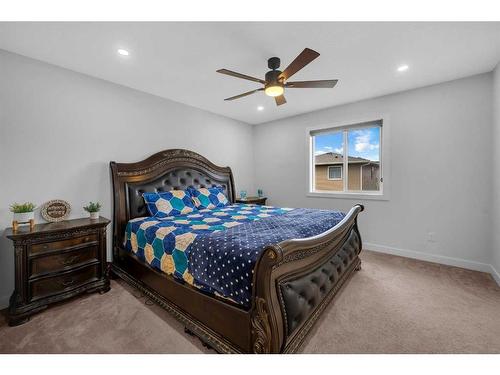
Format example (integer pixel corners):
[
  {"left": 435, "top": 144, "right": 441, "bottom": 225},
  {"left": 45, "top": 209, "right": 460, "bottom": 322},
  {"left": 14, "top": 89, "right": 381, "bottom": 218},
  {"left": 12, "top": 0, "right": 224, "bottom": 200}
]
[{"left": 1, "top": 250, "right": 499, "bottom": 354}]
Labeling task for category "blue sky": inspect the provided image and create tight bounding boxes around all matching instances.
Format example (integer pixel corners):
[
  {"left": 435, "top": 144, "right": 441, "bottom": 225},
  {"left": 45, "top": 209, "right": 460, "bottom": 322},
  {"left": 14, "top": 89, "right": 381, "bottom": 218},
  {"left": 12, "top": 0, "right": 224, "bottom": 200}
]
[{"left": 314, "top": 126, "right": 380, "bottom": 161}]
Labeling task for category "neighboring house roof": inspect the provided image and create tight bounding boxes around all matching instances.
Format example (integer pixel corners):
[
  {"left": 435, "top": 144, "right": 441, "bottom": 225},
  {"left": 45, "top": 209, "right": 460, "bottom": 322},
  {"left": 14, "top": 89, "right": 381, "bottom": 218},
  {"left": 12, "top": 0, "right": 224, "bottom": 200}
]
[{"left": 315, "top": 152, "right": 380, "bottom": 165}]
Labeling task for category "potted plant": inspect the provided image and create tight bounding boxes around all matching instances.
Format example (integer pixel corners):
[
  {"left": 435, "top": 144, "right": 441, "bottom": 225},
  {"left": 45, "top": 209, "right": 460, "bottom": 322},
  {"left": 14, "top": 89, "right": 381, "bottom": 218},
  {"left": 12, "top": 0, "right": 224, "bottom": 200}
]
[
  {"left": 10, "top": 202, "right": 36, "bottom": 223},
  {"left": 83, "top": 202, "right": 101, "bottom": 220}
]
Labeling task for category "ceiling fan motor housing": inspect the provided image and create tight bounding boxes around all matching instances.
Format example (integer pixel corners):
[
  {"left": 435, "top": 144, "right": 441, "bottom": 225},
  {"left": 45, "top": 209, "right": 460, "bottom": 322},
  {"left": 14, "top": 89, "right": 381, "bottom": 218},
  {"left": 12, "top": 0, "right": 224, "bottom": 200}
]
[
  {"left": 265, "top": 70, "right": 283, "bottom": 86},
  {"left": 264, "top": 69, "right": 285, "bottom": 97}
]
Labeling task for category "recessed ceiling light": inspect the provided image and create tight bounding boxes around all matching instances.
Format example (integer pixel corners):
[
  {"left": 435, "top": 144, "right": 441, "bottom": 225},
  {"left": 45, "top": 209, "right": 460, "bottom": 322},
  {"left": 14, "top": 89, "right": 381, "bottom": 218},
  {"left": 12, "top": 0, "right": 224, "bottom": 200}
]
[
  {"left": 257, "top": 106, "right": 264, "bottom": 111},
  {"left": 117, "top": 49, "right": 130, "bottom": 56},
  {"left": 397, "top": 64, "right": 409, "bottom": 72}
]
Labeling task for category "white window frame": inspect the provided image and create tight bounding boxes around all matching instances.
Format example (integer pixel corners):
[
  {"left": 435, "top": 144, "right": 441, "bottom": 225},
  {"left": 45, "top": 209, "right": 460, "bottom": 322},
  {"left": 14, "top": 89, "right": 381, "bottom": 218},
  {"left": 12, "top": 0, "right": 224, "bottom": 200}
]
[
  {"left": 307, "top": 115, "right": 390, "bottom": 201},
  {"left": 327, "top": 165, "right": 343, "bottom": 180}
]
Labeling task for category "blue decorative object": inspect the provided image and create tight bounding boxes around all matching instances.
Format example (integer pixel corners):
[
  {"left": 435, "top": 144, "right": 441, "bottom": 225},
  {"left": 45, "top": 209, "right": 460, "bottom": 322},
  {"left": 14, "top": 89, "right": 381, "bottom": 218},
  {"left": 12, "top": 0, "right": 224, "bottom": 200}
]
[
  {"left": 142, "top": 190, "right": 196, "bottom": 218},
  {"left": 257, "top": 189, "right": 263, "bottom": 197},
  {"left": 240, "top": 190, "right": 247, "bottom": 200}
]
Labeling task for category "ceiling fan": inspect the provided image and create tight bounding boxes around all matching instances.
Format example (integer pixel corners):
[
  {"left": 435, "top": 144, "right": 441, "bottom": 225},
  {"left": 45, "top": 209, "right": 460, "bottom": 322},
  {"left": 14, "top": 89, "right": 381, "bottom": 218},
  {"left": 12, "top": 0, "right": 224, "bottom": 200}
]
[{"left": 216, "top": 48, "right": 338, "bottom": 106}]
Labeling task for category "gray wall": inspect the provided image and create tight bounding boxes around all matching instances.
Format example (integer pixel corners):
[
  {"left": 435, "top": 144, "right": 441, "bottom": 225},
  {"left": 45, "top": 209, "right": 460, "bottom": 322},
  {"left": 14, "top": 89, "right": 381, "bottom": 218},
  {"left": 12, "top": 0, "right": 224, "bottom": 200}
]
[
  {"left": 0, "top": 50, "right": 255, "bottom": 307},
  {"left": 254, "top": 74, "right": 494, "bottom": 272},
  {"left": 493, "top": 64, "right": 500, "bottom": 282}
]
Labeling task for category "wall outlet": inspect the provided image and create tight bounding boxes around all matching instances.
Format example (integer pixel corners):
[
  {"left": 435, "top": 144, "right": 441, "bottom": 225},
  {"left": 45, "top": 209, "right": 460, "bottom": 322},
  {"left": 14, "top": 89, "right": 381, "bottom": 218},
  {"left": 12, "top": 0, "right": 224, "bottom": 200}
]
[{"left": 427, "top": 231, "right": 436, "bottom": 242}]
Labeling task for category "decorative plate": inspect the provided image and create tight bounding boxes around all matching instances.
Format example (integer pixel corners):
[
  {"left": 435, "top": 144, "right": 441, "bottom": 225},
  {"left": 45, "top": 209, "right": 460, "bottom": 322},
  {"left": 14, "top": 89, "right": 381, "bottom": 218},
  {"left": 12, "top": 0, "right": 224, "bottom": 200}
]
[{"left": 41, "top": 200, "right": 71, "bottom": 222}]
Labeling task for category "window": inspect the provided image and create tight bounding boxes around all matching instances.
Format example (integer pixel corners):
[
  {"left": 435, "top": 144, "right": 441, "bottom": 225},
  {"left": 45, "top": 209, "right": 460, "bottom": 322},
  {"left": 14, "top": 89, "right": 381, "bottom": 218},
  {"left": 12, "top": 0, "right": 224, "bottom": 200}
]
[
  {"left": 328, "top": 166, "right": 342, "bottom": 180},
  {"left": 310, "top": 120, "right": 383, "bottom": 196}
]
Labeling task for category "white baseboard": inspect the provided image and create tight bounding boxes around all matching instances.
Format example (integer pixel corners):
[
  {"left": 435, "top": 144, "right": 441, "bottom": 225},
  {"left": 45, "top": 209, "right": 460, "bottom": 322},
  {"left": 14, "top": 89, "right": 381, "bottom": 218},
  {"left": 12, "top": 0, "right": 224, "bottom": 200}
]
[
  {"left": 364, "top": 242, "right": 500, "bottom": 286},
  {"left": 489, "top": 264, "right": 500, "bottom": 286}
]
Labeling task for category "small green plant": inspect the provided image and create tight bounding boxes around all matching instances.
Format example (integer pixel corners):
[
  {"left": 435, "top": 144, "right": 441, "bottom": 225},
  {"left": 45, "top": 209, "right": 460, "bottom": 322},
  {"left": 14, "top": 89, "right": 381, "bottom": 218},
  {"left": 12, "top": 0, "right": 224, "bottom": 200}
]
[
  {"left": 83, "top": 202, "right": 101, "bottom": 213},
  {"left": 10, "top": 202, "right": 36, "bottom": 213}
]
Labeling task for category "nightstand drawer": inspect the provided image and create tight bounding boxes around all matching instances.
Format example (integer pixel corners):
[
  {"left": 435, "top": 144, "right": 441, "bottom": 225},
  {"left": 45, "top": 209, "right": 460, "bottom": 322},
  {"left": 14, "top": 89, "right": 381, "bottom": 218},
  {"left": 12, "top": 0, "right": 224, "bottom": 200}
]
[
  {"left": 30, "top": 246, "right": 99, "bottom": 277},
  {"left": 30, "top": 233, "right": 98, "bottom": 255},
  {"left": 30, "top": 264, "right": 99, "bottom": 301}
]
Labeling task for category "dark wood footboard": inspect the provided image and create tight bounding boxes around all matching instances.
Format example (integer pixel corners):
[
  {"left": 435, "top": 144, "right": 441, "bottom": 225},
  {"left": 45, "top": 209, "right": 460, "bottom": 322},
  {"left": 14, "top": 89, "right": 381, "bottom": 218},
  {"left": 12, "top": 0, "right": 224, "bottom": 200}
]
[{"left": 251, "top": 204, "right": 364, "bottom": 353}]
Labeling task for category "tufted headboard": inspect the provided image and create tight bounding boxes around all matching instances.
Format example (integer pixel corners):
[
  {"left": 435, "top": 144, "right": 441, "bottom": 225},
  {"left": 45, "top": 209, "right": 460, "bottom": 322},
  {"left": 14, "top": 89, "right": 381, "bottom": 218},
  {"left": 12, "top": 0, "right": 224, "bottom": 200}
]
[{"left": 110, "top": 149, "right": 235, "bottom": 254}]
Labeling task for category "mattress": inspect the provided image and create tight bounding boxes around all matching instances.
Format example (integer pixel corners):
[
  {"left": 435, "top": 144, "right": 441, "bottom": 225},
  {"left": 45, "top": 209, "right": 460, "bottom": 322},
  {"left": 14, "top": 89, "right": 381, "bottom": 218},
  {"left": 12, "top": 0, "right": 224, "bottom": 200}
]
[{"left": 124, "top": 203, "right": 345, "bottom": 308}]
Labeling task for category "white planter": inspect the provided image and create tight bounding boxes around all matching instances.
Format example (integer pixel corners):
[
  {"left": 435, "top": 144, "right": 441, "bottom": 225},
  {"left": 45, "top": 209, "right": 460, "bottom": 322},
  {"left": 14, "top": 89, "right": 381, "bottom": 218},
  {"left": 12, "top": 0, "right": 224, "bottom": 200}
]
[
  {"left": 13, "top": 211, "right": 34, "bottom": 223},
  {"left": 89, "top": 211, "right": 100, "bottom": 220}
]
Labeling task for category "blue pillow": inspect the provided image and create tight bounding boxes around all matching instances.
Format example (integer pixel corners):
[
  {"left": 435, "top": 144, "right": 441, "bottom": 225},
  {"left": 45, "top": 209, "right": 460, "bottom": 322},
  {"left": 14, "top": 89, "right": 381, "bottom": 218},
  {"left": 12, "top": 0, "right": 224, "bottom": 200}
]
[
  {"left": 188, "top": 186, "right": 229, "bottom": 210},
  {"left": 142, "top": 190, "right": 196, "bottom": 218}
]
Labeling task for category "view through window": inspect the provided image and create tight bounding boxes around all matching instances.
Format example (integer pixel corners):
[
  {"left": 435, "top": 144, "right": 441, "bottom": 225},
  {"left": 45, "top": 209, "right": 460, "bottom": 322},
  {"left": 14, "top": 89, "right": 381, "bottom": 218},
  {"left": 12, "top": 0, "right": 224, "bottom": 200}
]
[{"left": 311, "top": 121, "right": 382, "bottom": 193}]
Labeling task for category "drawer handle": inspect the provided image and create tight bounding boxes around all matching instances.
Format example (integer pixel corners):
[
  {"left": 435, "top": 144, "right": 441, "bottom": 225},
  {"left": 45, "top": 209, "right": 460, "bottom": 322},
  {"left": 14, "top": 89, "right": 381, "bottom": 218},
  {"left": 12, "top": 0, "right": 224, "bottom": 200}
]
[
  {"left": 59, "top": 255, "right": 81, "bottom": 266},
  {"left": 60, "top": 278, "right": 76, "bottom": 287}
]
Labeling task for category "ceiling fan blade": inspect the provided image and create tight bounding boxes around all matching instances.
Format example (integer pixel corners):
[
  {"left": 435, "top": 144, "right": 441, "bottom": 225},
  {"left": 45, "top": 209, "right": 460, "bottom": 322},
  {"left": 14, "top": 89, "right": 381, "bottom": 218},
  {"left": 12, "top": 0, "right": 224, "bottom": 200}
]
[
  {"left": 279, "top": 48, "right": 320, "bottom": 81},
  {"left": 275, "top": 95, "right": 287, "bottom": 106},
  {"left": 217, "top": 69, "right": 265, "bottom": 84},
  {"left": 224, "top": 88, "right": 263, "bottom": 101},
  {"left": 286, "top": 79, "right": 338, "bottom": 88}
]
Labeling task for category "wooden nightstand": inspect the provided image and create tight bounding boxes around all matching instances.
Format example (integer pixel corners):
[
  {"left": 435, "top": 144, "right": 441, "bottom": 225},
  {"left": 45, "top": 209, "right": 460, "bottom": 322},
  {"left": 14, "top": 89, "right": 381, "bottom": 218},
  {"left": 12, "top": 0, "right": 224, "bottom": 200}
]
[
  {"left": 235, "top": 196, "right": 267, "bottom": 205},
  {"left": 5, "top": 217, "right": 111, "bottom": 326}
]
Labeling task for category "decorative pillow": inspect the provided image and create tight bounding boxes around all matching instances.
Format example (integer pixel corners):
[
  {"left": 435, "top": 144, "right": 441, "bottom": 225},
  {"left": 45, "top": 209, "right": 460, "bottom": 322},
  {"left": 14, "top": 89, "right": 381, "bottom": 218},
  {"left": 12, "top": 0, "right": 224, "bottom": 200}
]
[
  {"left": 188, "top": 186, "right": 229, "bottom": 209},
  {"left": 142, "top": 190, "right": 196, "bottom": 218}
]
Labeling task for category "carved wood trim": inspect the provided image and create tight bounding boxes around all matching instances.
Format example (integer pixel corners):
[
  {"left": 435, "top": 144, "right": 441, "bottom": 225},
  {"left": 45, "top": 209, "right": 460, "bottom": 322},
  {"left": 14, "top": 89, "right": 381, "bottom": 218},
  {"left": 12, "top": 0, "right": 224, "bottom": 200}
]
[
  {"left": 251, "top": 297, "right": 272, "bottom": 354},
  {"left": 14, "top": 244, "right": 26, "bottom": 304},
  {"left": 115, "top": 149, "right": 232, "bottom": 177},
  {"left": 117, "top": 157, "right": 227, "bottom": 177},
  {"left": 274, "top": 234, "right": 343, "bottom": 268},
  {"left": 12, "top": 228, "right": 99, "bottom": 245}
]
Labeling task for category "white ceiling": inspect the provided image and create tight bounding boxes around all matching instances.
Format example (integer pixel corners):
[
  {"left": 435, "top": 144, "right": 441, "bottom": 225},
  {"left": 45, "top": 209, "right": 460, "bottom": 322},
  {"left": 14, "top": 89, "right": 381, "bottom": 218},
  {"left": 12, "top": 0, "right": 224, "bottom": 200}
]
[{"left": 1, "top": 22, "right": 500, "bottom": 125}]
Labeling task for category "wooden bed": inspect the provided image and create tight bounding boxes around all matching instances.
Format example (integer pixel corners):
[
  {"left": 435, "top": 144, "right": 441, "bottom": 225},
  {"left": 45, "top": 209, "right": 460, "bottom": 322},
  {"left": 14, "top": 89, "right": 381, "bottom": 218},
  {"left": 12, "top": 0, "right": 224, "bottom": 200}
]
[{"left": 110, "top": 149, "right": 364, "bottom": 353}]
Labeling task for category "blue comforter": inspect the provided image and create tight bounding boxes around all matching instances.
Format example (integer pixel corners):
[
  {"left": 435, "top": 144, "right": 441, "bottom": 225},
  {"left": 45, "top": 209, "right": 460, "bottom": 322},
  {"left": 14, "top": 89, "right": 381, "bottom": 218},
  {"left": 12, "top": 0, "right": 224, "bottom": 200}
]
[{"left": 188, "top": 208, "right": 345, "bottom": 307}]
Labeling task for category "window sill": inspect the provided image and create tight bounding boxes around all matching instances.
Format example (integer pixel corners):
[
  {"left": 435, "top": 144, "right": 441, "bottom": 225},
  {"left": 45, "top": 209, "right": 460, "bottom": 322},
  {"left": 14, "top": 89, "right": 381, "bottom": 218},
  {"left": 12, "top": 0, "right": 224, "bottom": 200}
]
[{"left": 307, "top": 191, "right": 389, "bottom": 201}]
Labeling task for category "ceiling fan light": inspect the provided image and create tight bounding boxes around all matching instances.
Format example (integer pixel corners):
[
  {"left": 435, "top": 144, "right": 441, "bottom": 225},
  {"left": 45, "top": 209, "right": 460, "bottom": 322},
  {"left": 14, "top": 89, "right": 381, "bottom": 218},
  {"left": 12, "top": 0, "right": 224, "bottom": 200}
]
[{"left": 264, "top": 85, "right": 284, "bottom": 97}]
